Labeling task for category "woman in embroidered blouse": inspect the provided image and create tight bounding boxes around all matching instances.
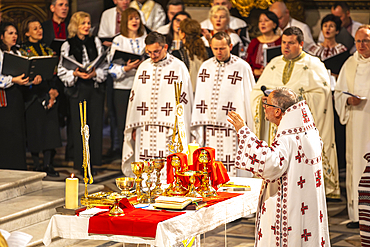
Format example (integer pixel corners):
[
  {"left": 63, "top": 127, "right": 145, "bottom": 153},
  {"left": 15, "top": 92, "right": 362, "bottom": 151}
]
[
  {"left": 172, "top": 18, "right": 208, "bottom": 93},
  {"left": 20, "top": 17, "right": 62, "bottom": 176},
  {"left": 165, "top": 11, "right": 191, "bottom": 52},
  {"left": 58, "top": 11, "right": 107, "bottom": 172},
  {"left": 0, "top": 22, "right": 29, "bottom": 170},
  {"left": 245, "top": 11, "right": 281, "bottom": 80},
  {"left": 307, "top": 14, "right": 348, "bottom": 76},
  {"left": 202, "top": 5, "right": 243, "bottom": 57},
  {"left": 108, "top": 7, "right": 146, "bottom": 154}
]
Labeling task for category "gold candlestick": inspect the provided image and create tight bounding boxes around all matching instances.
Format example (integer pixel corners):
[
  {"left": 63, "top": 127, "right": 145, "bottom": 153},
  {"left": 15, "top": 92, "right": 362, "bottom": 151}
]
[
  {"left": 131, "top": 162, "right": 145, "bottom": 203},
  {"left": 152, "top": 158, "right": 166, "bottom": 196},
  {"left": 198, "top": 150, "right": 217, "bottom": 197}
]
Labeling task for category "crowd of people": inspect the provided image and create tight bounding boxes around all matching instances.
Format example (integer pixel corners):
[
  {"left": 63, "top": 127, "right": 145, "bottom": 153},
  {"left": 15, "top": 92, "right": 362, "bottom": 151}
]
[{"left": 0, "top": 0, "right": 370, "bottom": 244}]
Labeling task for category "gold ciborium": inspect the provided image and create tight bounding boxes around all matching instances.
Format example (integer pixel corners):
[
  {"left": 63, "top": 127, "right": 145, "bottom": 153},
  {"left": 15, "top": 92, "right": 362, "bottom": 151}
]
[
  {"left": 142, "top": 159, "right": 155, "bottom": 203},
  {"left": 177, "top": 170, "right": 204, "bottom": 198},
  {"left": 198, "top": 150, "right": 217, "bottom": 197},
  {"left": 167, "top": 155, "right": 188, "bottom": 196},
  {"left": 116, "top": 177, "right": 135, "bottom": 197},
  {"left": 152, "top": 158, "right": 166, "bottom": 196},
  {"left": 131, "top": 162, "right": 145, "bottom": 203}
]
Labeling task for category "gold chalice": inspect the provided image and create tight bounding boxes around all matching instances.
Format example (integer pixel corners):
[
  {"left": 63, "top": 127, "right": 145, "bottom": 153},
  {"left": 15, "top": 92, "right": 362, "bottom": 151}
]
[
  {"left": 198, "top": 150, "right": 217, "bottom": 197},
  {"left": 142, "top": 159, "right": 155, "bottom": 203},
  {"left": 152, "top": 158, "right": 166, "bottom": 196},
  {"left": 131, "top": 162, "right": 145, "bottom": 203},
  {"left": 167, "top": 155, "right": 188, "bottom": 196},
  {"left": 116, "top": 177, "right": 135, "bottom": 197},
  {"left": 109, "top": 198, "right": 124, "bottom": 216},
  {"left": 178, "top": 170, "right": 204, "bottom": 197}
]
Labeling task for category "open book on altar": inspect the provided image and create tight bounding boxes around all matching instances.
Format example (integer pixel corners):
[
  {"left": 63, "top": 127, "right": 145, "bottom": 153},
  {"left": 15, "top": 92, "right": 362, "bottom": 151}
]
[
  {"left": 153, "top": 196, "right": 202, "bottom": 210},
  {"left": 62, "top": 48, "right": 107, "bottom": 73},
  {"left": 2, "top": 52, "right": 58, "bottom": 81}
]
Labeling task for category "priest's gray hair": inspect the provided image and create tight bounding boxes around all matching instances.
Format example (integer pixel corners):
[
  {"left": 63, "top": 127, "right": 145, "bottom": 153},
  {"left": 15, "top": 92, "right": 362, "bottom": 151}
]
[{"left": 271, "top": 87, "right": 298, "bottom": 112}]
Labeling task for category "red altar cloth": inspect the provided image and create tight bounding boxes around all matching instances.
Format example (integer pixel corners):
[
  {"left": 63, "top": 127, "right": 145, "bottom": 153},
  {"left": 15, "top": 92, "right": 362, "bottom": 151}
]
[
  {"left": 88, "top": 192, "right": 242, "bottom": 238},
  {"left": 88, "top": 208, "right": 185, "bottom": 238}
]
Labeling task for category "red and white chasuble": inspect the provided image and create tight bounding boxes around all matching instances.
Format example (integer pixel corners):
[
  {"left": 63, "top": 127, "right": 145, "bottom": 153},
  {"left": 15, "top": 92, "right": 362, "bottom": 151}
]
[
  {"left": 191, "top": 55, "right": 255, "bottom": 177},
  {"left": 122, "top": 54, "right": 193, "bottom": 177},
  {"left": 235, "top": 101, "right": 330, "bottom": 246}
]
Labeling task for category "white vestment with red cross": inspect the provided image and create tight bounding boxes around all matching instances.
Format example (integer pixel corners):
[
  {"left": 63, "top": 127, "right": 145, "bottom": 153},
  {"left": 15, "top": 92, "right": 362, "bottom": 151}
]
[
  {"left": 235, "top": 100, "right": 330, "bottom": 246},
  {"left": 191, "top": 55, "right": 255, "bottom": 177},
  {"left": 121, "top": 54, "right": 193, "bottom": 177}
]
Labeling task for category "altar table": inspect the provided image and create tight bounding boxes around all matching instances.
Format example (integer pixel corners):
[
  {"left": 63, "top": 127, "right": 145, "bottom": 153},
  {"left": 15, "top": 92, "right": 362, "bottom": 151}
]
[{"left": 43, "top": 177, "right": 262, "bottom": 247}]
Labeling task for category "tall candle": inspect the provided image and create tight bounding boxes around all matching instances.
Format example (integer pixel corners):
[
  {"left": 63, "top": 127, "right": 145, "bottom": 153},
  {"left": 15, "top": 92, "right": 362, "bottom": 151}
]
[
  {"left": 65, "top": 174, "right": 79, "bottom": 209},
  {"left": 79, "top": 102, "right": 83, "bottom": 127},
  {"left": 188, "top": 141, "right": 200, "bottom": 166},
  {"left": 83, "top": 101, "right": 87, "bottom": 125}
]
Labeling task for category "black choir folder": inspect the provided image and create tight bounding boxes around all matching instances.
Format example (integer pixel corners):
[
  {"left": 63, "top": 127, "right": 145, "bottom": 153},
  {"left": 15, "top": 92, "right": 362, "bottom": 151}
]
[
  {"left": 2, "top": 52, "right": 58, "bottom": 81},
  {"left": 263, "top": 45, "right": 282, "bottom": 67},
  {"left": 112, "top": 50, "right": 145, "bottom": 64},
  {"left": 62, "top": 49, "right": 107, "bottom": 73},
  {"left": 322, "top": 50, "right": 350, "bottom": 75}
]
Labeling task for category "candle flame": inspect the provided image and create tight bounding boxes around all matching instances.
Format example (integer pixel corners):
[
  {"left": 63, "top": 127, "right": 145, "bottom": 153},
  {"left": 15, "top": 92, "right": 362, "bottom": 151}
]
[
  {"left": 193, "top": 140, "right": 196, "bottom": 144},
  {"left": 71, "top": 173, "right": 75, "bottom": 179}
]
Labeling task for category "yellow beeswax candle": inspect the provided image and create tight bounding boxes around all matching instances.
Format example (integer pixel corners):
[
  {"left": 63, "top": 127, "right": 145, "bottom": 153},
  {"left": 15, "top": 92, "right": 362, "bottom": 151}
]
[
  {"left": 79, "top": 102, "right": 83, "bottom": 127},
  {"left": 65, "top": 174, "right": 79, "bottom": 209},
  {"left": 188, "top": 141, "right": 200, "bottom": 166}
]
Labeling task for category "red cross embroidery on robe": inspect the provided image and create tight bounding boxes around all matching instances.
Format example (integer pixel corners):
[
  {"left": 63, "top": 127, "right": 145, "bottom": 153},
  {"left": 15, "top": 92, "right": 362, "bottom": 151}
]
[
  {"left": 206, "top": 126, "right": 217, "bottom": 136},
  {"left": 321, "top": 237, "right": 325, "bottom": 247},
  {"left": 315, "top": 170, "right": 322, "bottom": 187},
  {"left": 130, "top": 90, "right": 135, "bottom": 101},
  {"left": 179, "top": 92, "right": 188, "bottom": 104},
  {"left": 301, "top": 107, "right": 310, "bottom": 123},
  {"left": 164, "top": 71, "right": 178, "bottom": 84},
  {"left": 221, "top": 128, "right": 232, "bottom": 137},
  {"left": 271, "top": 225, "right": 276, "bottom": 235},
  {"left": 272, "top": 141, "right": 280, "bottom": 148},
  {"left": 262, "top": 202, "right": 266, "bottom": 214},
  {"left": 139, "top": 70, "right": 150, "bottom": 84},
  {"left": 249, "top": 154, "right": 260, "bottom": 165},
  {"left": 320, "top": 210, "right": 323, "bottom": 223},
  {"left": 295, "top": 151, "right": 303, "bottom": 163},
  {"left": 297, "top": 176, "right": 305, "bottom": 189},
  {"left": 258, "top": 228, "right": 263, "bottom": 240},
  {"left": 301, "top": 202, "right": 308, "bottom": 215},
  {"left": 222, "top": 102, "right": 236, "bottom": 115},
  {"left": 137, "top": 102, "right": 149, "bottom": 115},
  {"left": 140, "top": 149, "right": 152, "bottom": 160},
  {"left": 255, "top": 140, "right": 264, "bottom": 149},
  {"left": 222, "top": 155, "right": 234, "bottom": 172},
  {"left": 301, "top": 229, "right": 311, "bottom": 241},
  {"left": 228, "top": 71, "right": 242, "bottom": 85},
  {"left": 198, "top": 68, "right": 210, "bottom": 82},
  {"left": 279, "top": 156, "right": 285, "bottom": 166},
  {"left": 161, "top": 102, "right": 173, "bottom": 116},
  {"left": 196, "top": 100, "right": 208, "bottom": 113}
]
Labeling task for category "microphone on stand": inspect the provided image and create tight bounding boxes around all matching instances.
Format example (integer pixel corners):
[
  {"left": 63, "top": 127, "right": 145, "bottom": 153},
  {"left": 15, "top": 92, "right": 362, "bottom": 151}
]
[{"left": 261, "top": 85, "right": 272, "bottom": 96}]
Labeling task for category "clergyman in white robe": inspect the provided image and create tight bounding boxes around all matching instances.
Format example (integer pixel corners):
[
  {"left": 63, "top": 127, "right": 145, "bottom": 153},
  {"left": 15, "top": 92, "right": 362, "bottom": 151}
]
[
  {"left": 191, "top": 54, "right": 255, "bottom": 177},
  {"left": 122, "top": 54, "right": 193, "bottom": 177},
  {"left": 130, "top": 0, "right": 165, "bottom": 31},
  {"left": 234, "top": 100, "right": 330, "bottom": 246},
  {"left": 334, "top": 51, "right": 370, "bottom": 223}
]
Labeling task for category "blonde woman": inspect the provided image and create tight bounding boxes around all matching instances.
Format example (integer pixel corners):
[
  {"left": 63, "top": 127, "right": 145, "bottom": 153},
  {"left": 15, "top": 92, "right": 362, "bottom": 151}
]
[
  {"left": 58, "top": 11, "right": 107, "bottom": 173},
  {"left": 202, "top": 5, "right": 243, "bottom": 57}
]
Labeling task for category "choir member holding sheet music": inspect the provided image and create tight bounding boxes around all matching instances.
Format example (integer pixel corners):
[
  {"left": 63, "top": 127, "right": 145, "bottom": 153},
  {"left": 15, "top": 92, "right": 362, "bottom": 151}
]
[
  {"left": 108, "top": 7, "right": 147, "bottom": 157},
  {"left": 0, "top": 22, "right": 29, "bottom": 170},
  {"left": 20, "top": 17, "right": 62, "bottom": 177},
  {"left": 58, "top": 11, "right": 108, "bottom": 173},
  {"left": 245, "top": 11, "right": 281, "bottom": 80}
]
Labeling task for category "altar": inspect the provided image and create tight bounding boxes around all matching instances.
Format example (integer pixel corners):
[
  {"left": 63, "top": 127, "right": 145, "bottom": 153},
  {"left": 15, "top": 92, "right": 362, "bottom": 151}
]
[{"left": 43, "top": 177, "right": 262, "bottom": 247}]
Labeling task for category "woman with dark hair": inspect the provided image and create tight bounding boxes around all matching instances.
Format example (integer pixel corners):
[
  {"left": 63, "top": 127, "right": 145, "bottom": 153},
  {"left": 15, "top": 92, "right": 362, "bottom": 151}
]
[
  {"left": 307, "top": 14, "right": 348, "bottom": 74},
  {"left": 20, "top": 17, "right": 62, "bottom": 176},
  {"left": 172, "top": 18, "right": 208, "bottom": 92},
  {"left": 0, "top": 22, "right": 29, "bottom": 170},
  {"left": 58, "top": 11, "right": 107, "bottom": 173},
  {"left": 245, "top": 11, "right": 281, "bottom": 79},
  {"left": 165, "top": 11, "right": 191, "bottom": 52},
  {"left": 108, "top": 7, "right": 146, "bottom": 155}
]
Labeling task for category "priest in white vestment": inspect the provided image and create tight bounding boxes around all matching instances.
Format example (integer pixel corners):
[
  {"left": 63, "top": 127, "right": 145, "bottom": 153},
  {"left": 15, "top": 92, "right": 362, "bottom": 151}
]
[
  {"left": 122, "top": 32, "right": 193, "bottom": 177},
  {"left": 130, "top": 0, "right": 165, "bottom": 31},
  {"left": 228, "top": 88, "right": 330, "bottom": 246},
  {"left": 191, "top": 31, "right": 255, "bottom": 177},
  {"left": 251, "top": 27, "right": 340, "bottom": 199},
  {"left": 334, "top": 25, "right": 370, "bottom": 229}
]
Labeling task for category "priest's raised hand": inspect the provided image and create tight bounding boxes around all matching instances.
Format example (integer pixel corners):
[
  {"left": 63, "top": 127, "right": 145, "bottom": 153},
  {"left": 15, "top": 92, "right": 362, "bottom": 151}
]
[{"left": 227, "top": 111, "right": 246, "bottom": 132}]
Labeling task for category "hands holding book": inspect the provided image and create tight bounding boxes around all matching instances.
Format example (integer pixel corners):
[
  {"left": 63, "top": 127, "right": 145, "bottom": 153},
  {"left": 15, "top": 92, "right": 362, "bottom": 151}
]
[
  {"left": 347, "top": 96, "right": 362, "bottom": 106},
  {"left": 124, "top": 59, "right": 142, "bottom": 72},
  {"left": 33, "top": 75, "right": 42, "bottom": 85},
  {"left": 73, "top": 67, "right": 97, "bottom": 80},
  {"left": 11, "top": 74, "right": 29, "bottom": 85}
]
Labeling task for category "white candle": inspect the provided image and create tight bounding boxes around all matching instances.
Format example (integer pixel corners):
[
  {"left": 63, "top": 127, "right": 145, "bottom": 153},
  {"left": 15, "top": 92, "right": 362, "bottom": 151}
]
[
  {"left": 188, "top": 141, "right": 200, "bottom": 166},
  {"left": 65, "top": 174, "right": 79, "bottom": 209}
]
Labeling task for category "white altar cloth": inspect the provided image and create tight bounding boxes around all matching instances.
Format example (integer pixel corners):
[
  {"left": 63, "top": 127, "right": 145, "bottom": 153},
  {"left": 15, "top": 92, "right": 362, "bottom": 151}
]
[{"left": 43, "top": 177, "right": 262, "bottom": 247}]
